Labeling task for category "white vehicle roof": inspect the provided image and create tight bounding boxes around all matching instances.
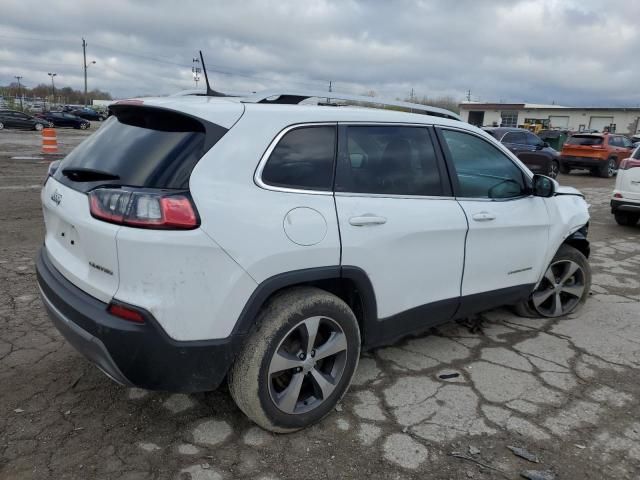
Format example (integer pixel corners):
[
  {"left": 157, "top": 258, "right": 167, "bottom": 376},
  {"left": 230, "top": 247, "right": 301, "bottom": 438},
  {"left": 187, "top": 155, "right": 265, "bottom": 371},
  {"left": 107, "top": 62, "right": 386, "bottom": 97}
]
[{"left": 122, "top": 92, "right": 468, "bottom": 132}]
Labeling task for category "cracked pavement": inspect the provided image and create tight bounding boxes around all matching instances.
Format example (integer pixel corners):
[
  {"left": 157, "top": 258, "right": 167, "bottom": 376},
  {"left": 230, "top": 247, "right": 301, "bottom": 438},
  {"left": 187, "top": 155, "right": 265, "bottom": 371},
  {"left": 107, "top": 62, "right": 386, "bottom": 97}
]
[{"left": 1, "top": 128, "right": 639, "bottom": 479}]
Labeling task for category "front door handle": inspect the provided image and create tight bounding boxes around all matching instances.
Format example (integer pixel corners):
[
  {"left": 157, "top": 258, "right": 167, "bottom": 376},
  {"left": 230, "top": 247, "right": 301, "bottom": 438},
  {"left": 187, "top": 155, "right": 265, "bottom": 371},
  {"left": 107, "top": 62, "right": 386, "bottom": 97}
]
[
  {"left": 349, "top": 215, "right": 387, "bottom": 226},
  {"left": 472, "top": 211, "right": 496, "bottom": 222}
]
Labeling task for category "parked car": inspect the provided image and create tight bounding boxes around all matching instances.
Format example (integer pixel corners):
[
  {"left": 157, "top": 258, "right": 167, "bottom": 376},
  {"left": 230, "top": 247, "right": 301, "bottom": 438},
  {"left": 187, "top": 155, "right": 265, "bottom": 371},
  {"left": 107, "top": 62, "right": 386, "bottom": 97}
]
[
  {"left": 611, "top": 145, "right": 640, "bottom": 226},
  {"left": 483, "top": 127, "right": 560, "bottom": 178},
  {"left": 37, "top": 92, "right": 591, "bottom": 432},
  {"left": 560, "top": 133, "right": 635, "bottom": 177},
  {"left": 0, "top": 109, "right": 51, "bottom": 131},
  {"left": 37, "top": 112, "right": 91, "bottom": 130},
  {"left": 70, "top": 107, "right": 106, "bottom": 121}
]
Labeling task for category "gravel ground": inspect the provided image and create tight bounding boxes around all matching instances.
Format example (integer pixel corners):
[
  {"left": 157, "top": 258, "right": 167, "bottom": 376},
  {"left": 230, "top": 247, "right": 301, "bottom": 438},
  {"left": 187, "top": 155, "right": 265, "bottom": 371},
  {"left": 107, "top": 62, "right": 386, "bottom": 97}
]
[{"left": 1, "top": 127, "right": 639, "bottom": 480}]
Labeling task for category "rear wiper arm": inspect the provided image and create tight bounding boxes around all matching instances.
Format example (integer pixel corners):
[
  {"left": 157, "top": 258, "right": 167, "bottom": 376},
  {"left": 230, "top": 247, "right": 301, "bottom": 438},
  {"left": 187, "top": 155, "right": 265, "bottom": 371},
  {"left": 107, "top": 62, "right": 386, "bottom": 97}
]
[{"left": 62, "top": 168, "right": 120, "bottom": 182}]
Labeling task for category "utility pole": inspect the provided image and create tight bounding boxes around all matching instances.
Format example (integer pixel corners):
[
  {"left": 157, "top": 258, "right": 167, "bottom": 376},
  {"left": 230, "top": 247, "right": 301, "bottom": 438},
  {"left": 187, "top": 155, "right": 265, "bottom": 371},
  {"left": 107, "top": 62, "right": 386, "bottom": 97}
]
[
  {"left": 326, "top": 80, "right": 332, "bottom": 103},
  {"left": 14, "top": 76, "right": 23, "bottom": 110},
  {"left": 82, "top": 39, "right": 96, "bottom": 106},
  {"left": 466, "top": 89, "right": 471, "bottom": 102},
  {"left": 48, "top": 72, "right": 57, "bottom": 107},
  {"left": 410, "top": 87, "right": 415, "bottom": 102},
  {"left": 192, "top": 58, "right": 201, "bottom": 88}
]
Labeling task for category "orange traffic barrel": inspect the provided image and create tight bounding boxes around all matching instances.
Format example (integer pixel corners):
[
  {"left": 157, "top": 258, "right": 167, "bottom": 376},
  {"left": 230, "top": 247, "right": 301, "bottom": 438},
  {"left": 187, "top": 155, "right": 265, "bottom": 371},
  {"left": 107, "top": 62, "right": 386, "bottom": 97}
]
[{"left": 42, "top": 128, "right": 58, "bottom": 154}]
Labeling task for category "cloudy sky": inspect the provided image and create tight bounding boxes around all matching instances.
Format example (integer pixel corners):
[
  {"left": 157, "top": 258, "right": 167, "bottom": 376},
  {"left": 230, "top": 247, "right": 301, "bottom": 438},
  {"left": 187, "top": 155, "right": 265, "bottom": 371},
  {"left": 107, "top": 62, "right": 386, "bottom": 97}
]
[{"left": 0, "top": 0, "right": 638, "bottom": 106}]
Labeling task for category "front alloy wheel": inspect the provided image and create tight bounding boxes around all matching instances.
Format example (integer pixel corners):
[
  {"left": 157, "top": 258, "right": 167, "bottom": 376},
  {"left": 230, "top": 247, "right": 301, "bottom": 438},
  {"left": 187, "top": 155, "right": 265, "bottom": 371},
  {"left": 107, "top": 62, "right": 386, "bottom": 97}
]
[
  {"left": 514, "top": 244, "right": 591, "bottom": 319},
  {"left": 548, "top": 160, "right": 559, "bottom": 179},
  {"left": 35, "top": 123, "right": 44, "bottom": 131},
  {"left": 531, "top": 259, "right": 586, "bottom": 317}
]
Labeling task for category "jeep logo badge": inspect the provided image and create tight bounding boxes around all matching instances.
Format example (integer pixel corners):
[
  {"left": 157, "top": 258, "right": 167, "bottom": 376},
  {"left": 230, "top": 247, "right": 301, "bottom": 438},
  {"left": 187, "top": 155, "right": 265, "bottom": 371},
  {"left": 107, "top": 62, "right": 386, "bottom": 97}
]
[{"left": 51, "top": 190, "right": 62, "bottom": 206}]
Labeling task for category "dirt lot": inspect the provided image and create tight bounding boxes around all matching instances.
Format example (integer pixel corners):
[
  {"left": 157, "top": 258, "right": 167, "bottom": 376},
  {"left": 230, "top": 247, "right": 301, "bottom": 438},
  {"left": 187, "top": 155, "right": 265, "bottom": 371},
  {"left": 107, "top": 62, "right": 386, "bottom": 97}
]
[{"left": 1, "top": 127, "right": 639, "bottom": 480}]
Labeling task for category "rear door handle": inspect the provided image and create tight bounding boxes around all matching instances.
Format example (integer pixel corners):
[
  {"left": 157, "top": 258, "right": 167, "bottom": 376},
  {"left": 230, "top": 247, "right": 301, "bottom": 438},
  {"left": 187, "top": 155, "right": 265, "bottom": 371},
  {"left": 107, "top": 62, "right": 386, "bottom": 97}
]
[
  {"left": 349, "top": 215, "right": 387, "bottom": 226},
  {"left": 472, "top": 211, "right": 496, "bottom": 222}
]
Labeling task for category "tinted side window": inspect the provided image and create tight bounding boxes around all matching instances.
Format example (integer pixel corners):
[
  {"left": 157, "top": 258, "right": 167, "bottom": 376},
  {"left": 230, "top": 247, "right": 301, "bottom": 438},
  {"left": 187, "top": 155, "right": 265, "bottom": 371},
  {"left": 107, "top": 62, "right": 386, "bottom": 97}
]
[
  {"left": 441, "top": 129, "right": 527, "bottom": 199},
  {"left": 502, "top": 132, "right": 526, "bottom": 144},
  {"left": 262, "top": 126, "right": 336, "bottom": 191},
  {"left": 525, "top": 132, "right": 543, "bottom": 146},
  {"left": 622, "top": 137, "right": 633, "bottom": 148},
  {"left": 336, "top": 125, "right": 443, "bottom": 196}
]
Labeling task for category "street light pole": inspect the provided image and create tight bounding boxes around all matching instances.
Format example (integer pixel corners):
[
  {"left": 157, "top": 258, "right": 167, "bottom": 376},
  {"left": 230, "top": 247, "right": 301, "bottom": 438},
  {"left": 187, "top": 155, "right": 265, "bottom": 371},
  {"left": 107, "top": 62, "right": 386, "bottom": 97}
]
[
  {"left": 48, "top": 72, "right": 57, "bottom": 107},
  {"left": 14, "top": 76, "right": 23, "bottom": 110},
  {"left": 82, "top": 38, "right": 88, "bottom": 106}
]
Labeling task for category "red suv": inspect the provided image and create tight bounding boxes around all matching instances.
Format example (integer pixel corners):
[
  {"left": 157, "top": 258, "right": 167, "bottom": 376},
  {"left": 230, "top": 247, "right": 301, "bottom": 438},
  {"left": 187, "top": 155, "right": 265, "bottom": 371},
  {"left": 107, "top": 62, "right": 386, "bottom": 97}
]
[{"left": 560, "top": 133, "right": 635, "bottom": 178}]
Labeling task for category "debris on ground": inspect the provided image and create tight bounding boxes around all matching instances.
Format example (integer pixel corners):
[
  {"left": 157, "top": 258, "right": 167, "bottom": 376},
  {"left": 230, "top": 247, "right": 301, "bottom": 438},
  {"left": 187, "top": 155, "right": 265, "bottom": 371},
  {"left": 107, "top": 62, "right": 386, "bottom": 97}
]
[
  {"left": 521, "top": 470, "right": 555, "bottom": 480},
  {"left": 455, "top": 315, "right": 485, "bottom": 334},
  {"left": 469, "top": 446, "right": 480, "bottom": 455},
  {"left": 13, "top": 408, "right": 24, "bottom": 413},
  {"left": 508, "top": 445, "right": 540, "bottom": 463}
]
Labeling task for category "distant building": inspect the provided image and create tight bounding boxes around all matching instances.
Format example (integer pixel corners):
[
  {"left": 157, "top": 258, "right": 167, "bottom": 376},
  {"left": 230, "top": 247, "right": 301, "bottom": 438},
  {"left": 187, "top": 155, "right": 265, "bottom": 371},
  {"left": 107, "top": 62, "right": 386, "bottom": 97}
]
[
  {"left": 92, "top": 99, "right": 116, "bottom": 108},
  {"left": 459, "top": 102, "right": 640, "bottom": 135}
]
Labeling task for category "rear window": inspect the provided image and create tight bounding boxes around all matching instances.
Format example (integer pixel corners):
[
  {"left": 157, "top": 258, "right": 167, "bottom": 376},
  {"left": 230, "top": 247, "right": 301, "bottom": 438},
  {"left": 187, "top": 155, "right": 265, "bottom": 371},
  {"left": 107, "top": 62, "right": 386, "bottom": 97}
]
[
  {"left": 54, "top": 106, "right": 226, "bottom": 192},
  {"left": 566, "top": 135, "right": 603, "bottom": 146}
]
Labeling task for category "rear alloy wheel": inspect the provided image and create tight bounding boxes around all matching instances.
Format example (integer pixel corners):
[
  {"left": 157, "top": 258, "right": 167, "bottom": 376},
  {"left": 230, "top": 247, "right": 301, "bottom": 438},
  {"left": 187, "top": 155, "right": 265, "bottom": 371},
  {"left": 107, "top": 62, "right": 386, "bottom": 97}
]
[
  {"left": 515, "top": 245, "right": 591, "bottom": 318},
  {"left": 548, "top": 160, "right": 559, "bottom": 179},
  {"left": 0, "top": 122, "right": 4, "bottom": 130},
  {"left": 34, "top": 123, "right": 44, "bottom": 131},
  {"left": 80, "top": 123, "right": 89, "bottom": 130},
  {"left": 599, "top": 158, "right": 617, "bottom": 178},
  {"left": 614, "top": 211, "right": 640, "bottom": 226},
  {"left": 228, "top": 287, "right": 360, "bottom": 432}
]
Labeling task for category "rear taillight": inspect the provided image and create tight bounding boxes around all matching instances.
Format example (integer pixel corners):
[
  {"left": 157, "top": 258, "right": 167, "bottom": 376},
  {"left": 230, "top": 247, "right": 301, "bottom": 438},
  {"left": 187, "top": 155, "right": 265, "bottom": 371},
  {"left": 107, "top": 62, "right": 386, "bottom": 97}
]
[
  {"left": 619, "top": 158, "right": 640, "bottom": 170},
  {"left": 107, "top": 302, "right": 145, "bottom": 323},
  {"left": 88, "top": 188, "right": 199, "bottom": 229}
]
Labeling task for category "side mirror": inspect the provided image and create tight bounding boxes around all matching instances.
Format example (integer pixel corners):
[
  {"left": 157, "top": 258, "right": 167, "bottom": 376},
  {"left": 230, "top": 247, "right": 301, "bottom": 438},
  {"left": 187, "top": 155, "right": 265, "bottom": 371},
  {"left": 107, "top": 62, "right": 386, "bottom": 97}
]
[{"left": 532, "top": 174, "right": 556, "bottom": 198}]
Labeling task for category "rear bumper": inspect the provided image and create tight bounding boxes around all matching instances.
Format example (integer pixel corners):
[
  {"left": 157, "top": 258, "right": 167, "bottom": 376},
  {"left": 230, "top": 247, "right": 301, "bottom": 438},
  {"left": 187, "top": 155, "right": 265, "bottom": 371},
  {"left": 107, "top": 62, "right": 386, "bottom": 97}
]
[
  {"left": 611, "top": 199, "right": 640, "bottom": 213},
  {"left": 560, "top": 155, "right": 606, "bottom": 168},
  {"left": 36, "top": 247, "right": 243, "bottom": 392}
]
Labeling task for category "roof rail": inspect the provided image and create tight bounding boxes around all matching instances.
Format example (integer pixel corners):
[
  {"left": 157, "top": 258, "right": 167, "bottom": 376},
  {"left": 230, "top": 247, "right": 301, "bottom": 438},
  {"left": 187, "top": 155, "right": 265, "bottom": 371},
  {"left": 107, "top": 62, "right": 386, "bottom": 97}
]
[{"left": 241, "top": 90, "right": 461, "bottom": 121}]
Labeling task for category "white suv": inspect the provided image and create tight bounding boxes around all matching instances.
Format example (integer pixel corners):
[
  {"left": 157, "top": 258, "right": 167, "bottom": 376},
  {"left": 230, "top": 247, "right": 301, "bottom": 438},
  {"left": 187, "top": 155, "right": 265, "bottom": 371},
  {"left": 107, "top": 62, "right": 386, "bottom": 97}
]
[
  {"left": 611, "top": 146, "right": 640, "bottom": 226},
  {"left": 37, "top": 91, "right": 591, "bottom": 432}
]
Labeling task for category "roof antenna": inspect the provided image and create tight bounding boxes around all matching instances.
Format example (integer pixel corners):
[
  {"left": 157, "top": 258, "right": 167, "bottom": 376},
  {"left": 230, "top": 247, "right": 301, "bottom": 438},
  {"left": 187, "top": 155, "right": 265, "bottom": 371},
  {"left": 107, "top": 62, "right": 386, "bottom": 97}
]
[{"left": 199, "top": 50, "right": 226, "bottom": 97}]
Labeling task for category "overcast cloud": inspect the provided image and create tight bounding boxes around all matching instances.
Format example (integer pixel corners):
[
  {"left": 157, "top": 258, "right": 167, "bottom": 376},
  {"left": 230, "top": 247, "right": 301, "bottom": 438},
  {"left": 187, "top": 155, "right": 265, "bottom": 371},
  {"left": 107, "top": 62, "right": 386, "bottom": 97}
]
[{"left": 0, "top": 0, "right": 638, "bottom": 106}]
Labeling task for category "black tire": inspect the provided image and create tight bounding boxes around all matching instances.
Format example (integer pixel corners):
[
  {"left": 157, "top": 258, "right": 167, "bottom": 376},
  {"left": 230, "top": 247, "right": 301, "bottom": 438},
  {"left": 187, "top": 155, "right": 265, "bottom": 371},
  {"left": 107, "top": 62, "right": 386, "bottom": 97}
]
[
  {"left": 614, "top": 211, "right": 640, "bottom": 226},
  {"left": 228, "top": 286, "right": 360, "bottom": 433},
  {"left": 514, "top": 244, "right": 591, "bottom": 318},
  {"left": 0, "top": 121, "right": 4, "bottom": 130},
  {"left": 599, "top": 157, "right": 616, "bottom": 178},
  {"left": 548, "top": 160, "right": 559, "bottom": 179},
  {"left": 559, "top": 162, "right": 571, "bottom": 175}
]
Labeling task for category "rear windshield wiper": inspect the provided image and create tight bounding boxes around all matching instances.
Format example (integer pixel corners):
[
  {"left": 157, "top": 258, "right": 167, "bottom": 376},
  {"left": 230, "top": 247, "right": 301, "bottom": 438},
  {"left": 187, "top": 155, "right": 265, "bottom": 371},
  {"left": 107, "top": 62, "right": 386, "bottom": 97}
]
[{"left": 62, "top": 168, "right": 120, "bottom": 182}]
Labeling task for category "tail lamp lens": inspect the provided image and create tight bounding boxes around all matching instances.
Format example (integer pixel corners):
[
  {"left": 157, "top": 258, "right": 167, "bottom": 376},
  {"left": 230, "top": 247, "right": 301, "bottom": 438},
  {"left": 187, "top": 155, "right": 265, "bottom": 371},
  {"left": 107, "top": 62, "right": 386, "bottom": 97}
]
[
  {"left": 107, "top": 303, "right": 145, "bottom": 323},
  {"left": 89, "top": 188, "right": 199, "bottom": 229},
  {"left": 619, "top": 158, "right": 640, "bottom": 170}
]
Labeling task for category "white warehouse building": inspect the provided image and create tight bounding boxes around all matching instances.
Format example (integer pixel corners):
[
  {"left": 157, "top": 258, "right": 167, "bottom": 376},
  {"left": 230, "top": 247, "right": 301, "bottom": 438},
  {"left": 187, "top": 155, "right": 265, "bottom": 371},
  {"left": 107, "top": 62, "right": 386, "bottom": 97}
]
[{"left": 459, "top": 102, "right": 640, "bottom": 135}]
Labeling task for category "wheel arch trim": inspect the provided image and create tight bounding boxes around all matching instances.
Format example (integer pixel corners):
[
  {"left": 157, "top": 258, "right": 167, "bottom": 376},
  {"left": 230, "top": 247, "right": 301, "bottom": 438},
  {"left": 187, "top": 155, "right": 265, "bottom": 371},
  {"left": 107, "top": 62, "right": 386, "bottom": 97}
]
[{"left": 232, "top": 265, "right": 378, "bottom": 339}]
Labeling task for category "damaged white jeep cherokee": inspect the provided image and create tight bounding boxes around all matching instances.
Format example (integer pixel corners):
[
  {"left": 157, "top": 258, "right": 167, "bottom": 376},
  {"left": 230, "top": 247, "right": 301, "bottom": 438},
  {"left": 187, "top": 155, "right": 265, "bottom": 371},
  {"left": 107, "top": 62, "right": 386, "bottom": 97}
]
[{"left": 37, "top": 90, "right": 591, "bottom": 432}]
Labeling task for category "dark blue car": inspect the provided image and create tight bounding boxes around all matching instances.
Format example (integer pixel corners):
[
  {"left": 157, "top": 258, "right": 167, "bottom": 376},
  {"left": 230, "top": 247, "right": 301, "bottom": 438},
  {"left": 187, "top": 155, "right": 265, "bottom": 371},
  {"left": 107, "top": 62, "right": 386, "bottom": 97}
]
[{"left": 38, "top": 112, "right": 91, "bottom": 130}]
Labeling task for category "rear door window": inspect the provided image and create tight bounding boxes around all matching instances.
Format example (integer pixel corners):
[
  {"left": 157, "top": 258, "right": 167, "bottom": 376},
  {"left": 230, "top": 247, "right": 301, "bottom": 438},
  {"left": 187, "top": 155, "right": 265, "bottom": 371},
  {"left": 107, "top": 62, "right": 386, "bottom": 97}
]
[
  {"left": 54, "top": 106, "right": 227, "bottom": 193},
  {"left": 335, "top": 125, "right": 445, "bottom": 196},
  {"left": 261, "top": 125, "right": 336, "bottom": 191}
]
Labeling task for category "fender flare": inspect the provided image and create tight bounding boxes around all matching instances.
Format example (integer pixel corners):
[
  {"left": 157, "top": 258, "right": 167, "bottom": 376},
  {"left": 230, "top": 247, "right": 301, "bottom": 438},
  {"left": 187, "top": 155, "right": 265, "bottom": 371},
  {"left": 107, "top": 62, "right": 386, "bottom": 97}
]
[{"left": 231, "top": 265, "right": 378, "bottom": 337}]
